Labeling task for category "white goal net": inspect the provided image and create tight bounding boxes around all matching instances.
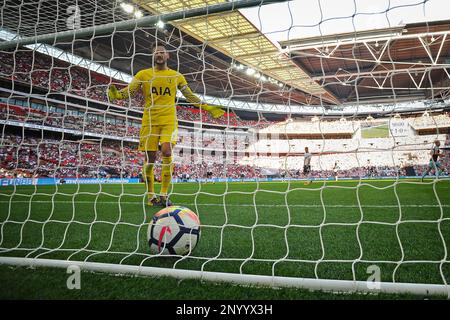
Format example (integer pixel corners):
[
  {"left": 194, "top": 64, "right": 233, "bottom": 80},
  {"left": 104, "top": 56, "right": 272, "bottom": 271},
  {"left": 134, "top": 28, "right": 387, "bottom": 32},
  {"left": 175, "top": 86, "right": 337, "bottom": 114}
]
[{"left": 0, "top": 0, "right": 449, "bottom": 297}]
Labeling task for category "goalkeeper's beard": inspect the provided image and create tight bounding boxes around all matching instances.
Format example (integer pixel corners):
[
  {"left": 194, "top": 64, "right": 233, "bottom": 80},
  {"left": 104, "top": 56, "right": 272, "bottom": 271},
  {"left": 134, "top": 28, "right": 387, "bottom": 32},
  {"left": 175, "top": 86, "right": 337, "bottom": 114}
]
[{"left": 154, "top": 57, "right": 167, "bottom": 69}]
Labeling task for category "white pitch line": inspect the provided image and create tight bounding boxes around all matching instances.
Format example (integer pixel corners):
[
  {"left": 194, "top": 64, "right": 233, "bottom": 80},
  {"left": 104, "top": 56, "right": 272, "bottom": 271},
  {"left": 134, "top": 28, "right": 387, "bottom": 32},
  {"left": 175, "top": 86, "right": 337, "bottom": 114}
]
[{"left": 0, "top": 200, "right": 448, "bottom": 208}]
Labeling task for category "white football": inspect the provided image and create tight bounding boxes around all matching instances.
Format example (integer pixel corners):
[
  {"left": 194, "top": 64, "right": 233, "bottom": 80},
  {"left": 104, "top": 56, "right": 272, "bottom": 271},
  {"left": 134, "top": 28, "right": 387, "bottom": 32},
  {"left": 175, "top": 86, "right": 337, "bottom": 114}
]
[{"left": 147, "top": 206, "right": 201, "bottom": 255}]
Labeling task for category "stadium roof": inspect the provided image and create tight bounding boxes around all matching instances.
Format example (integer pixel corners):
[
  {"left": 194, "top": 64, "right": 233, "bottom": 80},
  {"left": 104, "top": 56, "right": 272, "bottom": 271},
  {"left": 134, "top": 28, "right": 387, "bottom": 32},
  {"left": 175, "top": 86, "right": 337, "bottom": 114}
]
[
  {"left": 134, "top": 0, "right": 339, "bottom": 105},
  {"left": 280, "top": 20, "right": 450, "bottom": 104}
]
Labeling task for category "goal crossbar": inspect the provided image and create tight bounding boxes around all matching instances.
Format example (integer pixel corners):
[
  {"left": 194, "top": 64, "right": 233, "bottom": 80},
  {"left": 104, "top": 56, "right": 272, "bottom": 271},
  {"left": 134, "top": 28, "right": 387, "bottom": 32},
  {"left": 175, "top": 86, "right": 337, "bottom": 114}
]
[{"left": 0, "top": 257, "right": 448, "bottom": 297}]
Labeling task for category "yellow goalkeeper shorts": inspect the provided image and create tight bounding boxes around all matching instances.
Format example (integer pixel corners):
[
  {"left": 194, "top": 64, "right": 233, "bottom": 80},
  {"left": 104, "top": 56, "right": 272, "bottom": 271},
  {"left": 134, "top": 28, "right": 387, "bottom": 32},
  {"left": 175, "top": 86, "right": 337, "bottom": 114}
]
[{"left": 139, "top": 124, "right": 178, "bottom": 151}]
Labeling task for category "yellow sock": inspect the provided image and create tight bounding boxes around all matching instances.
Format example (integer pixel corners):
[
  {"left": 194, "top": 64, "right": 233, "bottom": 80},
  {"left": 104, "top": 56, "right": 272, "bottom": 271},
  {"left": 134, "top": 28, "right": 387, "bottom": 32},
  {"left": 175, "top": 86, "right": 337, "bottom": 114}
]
[
  {"left": 160, "top": 156, "right": 173, "bottom": 196},
  {"left": 142, "top": 163, "right": 154, "bottom": 198}
]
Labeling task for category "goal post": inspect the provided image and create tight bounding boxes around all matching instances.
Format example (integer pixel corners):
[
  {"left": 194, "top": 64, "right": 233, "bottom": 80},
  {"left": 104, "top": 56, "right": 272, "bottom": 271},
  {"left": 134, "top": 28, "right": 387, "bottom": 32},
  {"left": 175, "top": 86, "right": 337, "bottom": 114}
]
[{"left": 0, "top": 0, "right": 449, "bottom": 298}]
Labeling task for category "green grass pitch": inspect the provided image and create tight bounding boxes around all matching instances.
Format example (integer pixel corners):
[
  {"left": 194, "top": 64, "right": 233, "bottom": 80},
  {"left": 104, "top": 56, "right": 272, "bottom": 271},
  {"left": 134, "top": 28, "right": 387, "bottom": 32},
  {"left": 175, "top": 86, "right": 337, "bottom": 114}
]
[
  {"left": 0, "top": 179, "right": 449, "bottom": 299},
  {"left": 361, "top": 124, "right": 390, "bottom": 138}
]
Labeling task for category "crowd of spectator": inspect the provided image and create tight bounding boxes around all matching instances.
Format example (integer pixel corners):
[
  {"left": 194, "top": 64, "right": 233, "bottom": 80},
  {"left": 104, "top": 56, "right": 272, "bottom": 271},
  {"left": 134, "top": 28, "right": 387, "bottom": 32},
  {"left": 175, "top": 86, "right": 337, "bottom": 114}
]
[
  {"left": 1, "top": 51, "right": 449, "bottom": 181},
  {"left": 0, "top": 133, "right": 263, "bottom": 180},
  {"left": 0, "top": 134, "right": 141, "bottom": 179},
  {"left": 0, "top": 103, "right": 141, "bottom": 138},
  {"left": 1, "top": 132, "right": 448, "bottom": 181},
  {"left": 176, "top": 105, "right": 271, "bottom": 128},
  {"left": 173, "top": 161, "right": 263, "bottom": 181}
]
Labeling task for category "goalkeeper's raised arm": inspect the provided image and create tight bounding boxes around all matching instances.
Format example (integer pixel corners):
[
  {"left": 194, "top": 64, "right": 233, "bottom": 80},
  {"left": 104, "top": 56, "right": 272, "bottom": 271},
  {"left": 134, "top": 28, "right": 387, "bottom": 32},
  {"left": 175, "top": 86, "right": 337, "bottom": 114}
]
[
  {"left": 107, "top": 74, "right": 142, "bottom": 101},
  {"left": 178, "top": 84, "right": 225, "bottom": 119}
]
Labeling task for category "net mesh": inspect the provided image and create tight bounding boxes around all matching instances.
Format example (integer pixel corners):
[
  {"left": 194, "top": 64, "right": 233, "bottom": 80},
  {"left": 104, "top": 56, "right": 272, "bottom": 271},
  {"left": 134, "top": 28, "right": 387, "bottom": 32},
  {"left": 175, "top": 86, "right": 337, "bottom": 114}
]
[{"left": 0, "top": 0, "right": 449, "bottom": 294}]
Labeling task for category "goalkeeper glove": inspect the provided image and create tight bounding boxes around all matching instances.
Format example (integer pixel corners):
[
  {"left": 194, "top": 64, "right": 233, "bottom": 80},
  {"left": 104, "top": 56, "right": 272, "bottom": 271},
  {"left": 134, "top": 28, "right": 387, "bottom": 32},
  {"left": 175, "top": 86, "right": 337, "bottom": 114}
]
[
  {"left": 201, "top": 104, "right": 225, "bottom": 118},
  {"left": 107, "top": 85, "right": 119, "bottom": 101}
]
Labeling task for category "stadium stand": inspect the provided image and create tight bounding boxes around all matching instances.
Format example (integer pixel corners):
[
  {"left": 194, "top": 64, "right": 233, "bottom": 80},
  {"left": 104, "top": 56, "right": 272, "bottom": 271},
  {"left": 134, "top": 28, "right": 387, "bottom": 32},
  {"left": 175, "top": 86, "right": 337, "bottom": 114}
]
[{"left": 1, "top": 50, "right": 449, "bottom": 181}]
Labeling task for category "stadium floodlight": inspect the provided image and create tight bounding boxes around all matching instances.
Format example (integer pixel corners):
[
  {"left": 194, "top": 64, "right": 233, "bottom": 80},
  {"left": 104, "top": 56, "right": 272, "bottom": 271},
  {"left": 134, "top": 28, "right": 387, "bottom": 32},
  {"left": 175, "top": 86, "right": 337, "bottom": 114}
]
[
  {"left": 246, "top": 67, "right": 256, "bottom": 76},
  {"left": 120, "top": 2, "right": 134, "bottom": 14},
  {"left": 156, "top": 20, "right": 165, "bottom": 29}
]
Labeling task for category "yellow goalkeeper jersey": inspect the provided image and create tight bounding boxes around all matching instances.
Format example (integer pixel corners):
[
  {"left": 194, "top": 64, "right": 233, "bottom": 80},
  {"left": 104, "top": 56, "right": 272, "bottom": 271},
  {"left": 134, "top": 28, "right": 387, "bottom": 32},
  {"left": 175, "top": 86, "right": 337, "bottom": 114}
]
[{"left": 116, "top": 68, "right": 188, "bottom": 126}]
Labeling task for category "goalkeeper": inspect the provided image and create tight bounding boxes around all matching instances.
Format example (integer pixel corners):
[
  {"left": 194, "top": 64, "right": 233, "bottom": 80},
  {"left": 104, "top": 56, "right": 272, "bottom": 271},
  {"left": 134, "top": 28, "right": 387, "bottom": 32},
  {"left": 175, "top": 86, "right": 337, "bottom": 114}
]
[{"left": 108, "top": 43, "right": 225, "bottom": 207}]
